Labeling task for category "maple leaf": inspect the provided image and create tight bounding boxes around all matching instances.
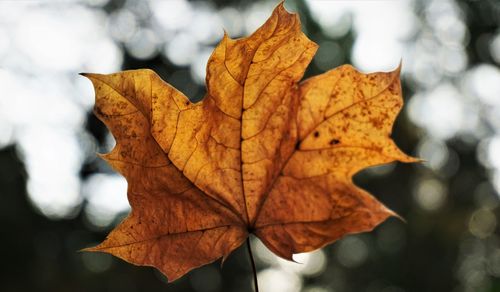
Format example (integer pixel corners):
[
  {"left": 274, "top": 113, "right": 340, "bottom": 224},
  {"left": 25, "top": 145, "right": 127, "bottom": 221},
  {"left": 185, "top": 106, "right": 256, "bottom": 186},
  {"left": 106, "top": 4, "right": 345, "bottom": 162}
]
[{"left": 81, "top": 3, "right": 416, "bottom": 283}]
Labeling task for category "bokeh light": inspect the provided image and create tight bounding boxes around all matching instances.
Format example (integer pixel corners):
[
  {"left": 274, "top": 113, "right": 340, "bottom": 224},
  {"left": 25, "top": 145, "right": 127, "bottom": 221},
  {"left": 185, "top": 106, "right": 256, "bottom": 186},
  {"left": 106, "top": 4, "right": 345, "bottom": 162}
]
[
  {"left": 0, "top": 1, "right": 121, "bottom": 220},
  {"left": 335, "top": 236, "right": 369, "bottom": 268},
  {"left": 82, "top": 173, "right": 129, "bottom": 229},
  {"left": 258, "top": 268, "right": 302, "bottom": 292}
]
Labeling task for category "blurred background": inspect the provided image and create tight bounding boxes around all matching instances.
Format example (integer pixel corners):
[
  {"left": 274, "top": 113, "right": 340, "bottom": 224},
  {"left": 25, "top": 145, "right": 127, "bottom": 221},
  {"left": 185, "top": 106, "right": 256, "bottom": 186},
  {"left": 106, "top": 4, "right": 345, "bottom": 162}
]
[{"left": 0, "top": 0, "right": 499, "bottom": 291}]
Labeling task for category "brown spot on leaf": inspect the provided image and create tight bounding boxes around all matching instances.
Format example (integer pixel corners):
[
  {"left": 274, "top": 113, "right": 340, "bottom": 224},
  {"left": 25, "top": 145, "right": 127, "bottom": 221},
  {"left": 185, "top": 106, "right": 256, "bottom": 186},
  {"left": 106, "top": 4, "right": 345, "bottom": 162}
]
[{"left": 329, "top": 139, "right": 340, "bottom": 145}]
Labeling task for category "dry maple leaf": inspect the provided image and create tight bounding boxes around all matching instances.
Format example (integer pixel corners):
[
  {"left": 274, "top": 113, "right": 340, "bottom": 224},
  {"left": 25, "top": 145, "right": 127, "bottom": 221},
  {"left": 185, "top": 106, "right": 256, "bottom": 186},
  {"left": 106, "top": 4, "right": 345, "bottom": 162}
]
[{"left": 82, "top": 3, "right": 416, "bottom": 283}]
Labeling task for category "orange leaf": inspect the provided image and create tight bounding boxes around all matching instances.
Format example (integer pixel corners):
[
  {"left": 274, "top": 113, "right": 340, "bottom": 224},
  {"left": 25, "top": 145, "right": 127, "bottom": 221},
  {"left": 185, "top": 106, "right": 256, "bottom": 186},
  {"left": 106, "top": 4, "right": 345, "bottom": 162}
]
[{"left": 81, "top": 3, "right": 417, "bottom": 282}]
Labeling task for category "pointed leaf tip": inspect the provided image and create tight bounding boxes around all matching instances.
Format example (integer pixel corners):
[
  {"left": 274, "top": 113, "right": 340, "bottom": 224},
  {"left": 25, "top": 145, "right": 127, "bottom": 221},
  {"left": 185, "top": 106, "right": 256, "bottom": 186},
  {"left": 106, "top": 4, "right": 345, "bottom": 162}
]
[
  {"left": 79, "top": 72, "right": 100, "bottom": 80},
  {"left": 79, "top": 245, "right": 99, "bottom": 253},
  {"left": 395, "top": 61, "right": 403, "bottom": 75},
  {"left": 277, "top": 0, "right": 295, "bottom": 16}
]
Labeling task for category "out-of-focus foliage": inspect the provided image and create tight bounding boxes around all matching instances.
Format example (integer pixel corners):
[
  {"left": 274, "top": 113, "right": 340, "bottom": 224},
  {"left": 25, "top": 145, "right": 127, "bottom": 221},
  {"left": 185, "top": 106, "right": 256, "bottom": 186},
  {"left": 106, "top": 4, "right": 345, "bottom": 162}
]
[{"left": 0, "top": 0, "right": 499, "bottom": 291}]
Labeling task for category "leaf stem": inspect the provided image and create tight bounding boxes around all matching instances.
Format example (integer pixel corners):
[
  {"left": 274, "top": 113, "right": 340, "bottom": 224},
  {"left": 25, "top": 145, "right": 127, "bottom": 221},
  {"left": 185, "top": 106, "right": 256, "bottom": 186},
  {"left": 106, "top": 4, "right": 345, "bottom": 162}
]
[{"left": 246, "top": 237, "right": 259, "bottom": 292}]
